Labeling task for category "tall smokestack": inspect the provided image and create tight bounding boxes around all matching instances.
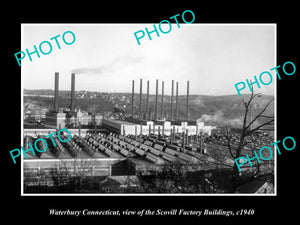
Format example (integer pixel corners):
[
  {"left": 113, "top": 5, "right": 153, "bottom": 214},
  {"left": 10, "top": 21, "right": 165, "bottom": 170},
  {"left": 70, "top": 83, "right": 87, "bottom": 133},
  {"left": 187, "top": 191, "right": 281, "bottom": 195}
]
[
  {"left": 154, "top": 79, "right": 159, "bottom": 121},
  {"left": 131, "top": 80, "right": 134, "bottom": 118},
  {"left": 54, "top": 72, "right": 59, "bottom": 112},
  {"left": 70, "top": 73, "right": 75, "bottom": 111},
  {"left": 170, "top": 80, "right": 174, "bottom": 121},
  {"left": 139, "top": 79, "right": 143, "bottom": 119},
  {"left": 145, "top": 80, "right": 149, "bottom": 120},
  {"left": 175, "top": 81, "right": 178, "bottom": 120},
  {"left": 186, "top": 80, "right": 190, "bottom": 121},
  {"left": 161, "top": 81, "right": 164, "bottom": 120}
]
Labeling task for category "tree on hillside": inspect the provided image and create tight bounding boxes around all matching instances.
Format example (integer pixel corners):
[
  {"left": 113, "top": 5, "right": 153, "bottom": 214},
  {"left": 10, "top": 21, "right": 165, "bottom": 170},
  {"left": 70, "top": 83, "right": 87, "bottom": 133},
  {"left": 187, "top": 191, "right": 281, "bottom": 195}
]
[{"left": 223, "top": 91, "right": 274, "bottom": 192}]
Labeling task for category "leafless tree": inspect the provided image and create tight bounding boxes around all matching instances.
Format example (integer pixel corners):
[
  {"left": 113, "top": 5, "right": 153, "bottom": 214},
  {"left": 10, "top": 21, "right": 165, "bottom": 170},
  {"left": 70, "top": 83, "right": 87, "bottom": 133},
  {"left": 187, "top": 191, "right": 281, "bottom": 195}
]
[
  {"left": 224, "top": 91, "right": 274, "bottom": 192},
  {"left": 51, "top": 155, "right": 98, "bottom": 192},
  {"left": 135, "top": 160, "right": 216, "bottom": 193}
]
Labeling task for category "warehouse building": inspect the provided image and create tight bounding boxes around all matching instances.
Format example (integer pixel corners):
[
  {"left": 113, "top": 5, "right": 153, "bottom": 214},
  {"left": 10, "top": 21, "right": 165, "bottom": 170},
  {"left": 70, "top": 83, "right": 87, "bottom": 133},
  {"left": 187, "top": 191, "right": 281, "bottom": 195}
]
[{"left": 101, "top": 119, "right": 215, "bottom": 136}]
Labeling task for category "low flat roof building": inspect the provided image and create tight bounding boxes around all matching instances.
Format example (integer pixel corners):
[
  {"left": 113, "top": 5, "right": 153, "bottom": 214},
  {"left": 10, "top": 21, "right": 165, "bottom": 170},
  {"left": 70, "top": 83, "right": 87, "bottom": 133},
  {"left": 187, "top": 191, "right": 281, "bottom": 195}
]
[{"left": 101, "top": 119, "right": 216, "bottom": 136}]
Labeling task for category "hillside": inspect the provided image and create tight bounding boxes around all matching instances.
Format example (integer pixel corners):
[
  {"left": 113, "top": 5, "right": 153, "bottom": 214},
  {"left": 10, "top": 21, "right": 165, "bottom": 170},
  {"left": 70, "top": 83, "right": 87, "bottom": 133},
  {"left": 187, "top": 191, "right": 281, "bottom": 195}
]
[{"left": 24, "top": 89, "right": 274, "bottom": 129}]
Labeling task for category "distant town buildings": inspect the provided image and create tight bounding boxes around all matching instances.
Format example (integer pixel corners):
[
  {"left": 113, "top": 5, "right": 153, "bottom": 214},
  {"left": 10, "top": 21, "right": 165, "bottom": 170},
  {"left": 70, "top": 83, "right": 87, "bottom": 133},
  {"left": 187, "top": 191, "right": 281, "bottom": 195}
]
[{"left": 22, "top": 74, "right": 274, "bottom": 194}]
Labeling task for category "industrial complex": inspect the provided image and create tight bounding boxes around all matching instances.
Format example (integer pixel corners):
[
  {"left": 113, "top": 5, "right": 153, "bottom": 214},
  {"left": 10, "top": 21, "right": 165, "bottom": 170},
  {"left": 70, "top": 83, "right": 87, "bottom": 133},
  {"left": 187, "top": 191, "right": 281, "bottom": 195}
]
[{"left": 23, "top": 72, "right": 273, "bottom": 193}]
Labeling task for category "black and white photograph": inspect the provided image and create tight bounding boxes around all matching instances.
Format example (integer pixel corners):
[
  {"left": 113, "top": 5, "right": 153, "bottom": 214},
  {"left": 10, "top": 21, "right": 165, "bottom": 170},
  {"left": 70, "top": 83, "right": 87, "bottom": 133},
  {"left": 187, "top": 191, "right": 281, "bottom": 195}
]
[
  {"left": 21, "top": 24, "right": 275, "bottom": 195},
  {"left": 4, "top": 4, "right": 298, "bottom": 224}
]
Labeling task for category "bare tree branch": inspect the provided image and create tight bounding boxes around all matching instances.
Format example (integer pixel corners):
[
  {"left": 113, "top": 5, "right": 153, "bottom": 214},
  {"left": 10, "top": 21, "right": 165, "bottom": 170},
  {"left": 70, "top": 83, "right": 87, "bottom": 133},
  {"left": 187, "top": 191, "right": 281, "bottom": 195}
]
[
  {"left": 225, "top": 125, "right": 235, "bottom": 158},
  {"left": 222, "top": 89, "right": 275, "bottom": 192},
  {"left": 259, "top": 115, "right": 274, "bottom": 119},
  {"left": 246, "top": 118, "right": 274, "bottom": 136},
  {"left": 245, "top": 97, "right": 274, "bottom": 131}
]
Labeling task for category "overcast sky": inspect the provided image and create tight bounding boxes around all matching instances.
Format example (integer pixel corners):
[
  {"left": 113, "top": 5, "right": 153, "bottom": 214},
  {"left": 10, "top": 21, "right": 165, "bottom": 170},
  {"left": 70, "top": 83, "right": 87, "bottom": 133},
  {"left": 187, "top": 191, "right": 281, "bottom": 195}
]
[{"left": 22, "top": 24, "right": 275, "bottom": 96}]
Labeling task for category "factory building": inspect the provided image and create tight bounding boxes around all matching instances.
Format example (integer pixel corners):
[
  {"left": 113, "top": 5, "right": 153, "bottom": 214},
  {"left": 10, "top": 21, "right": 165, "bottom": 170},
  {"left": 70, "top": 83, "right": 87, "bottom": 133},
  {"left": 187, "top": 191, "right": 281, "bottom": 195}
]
[
  {"left": 24, "top": 73, "right": 222, "bottom": 192},
  {"left": 23, "top": 131, "right": 232, "bottom": 188},
  {"left": 102, "top": 119, "right": 215, "bottom": 136},
  {"left": 43, "top": 73, "right": 215, "bottom": 136},
  {"left": 45, "top": 110, "right": 66, "bottom": 129},
  {"left": 101, "top": 78, "right": 215, "bottom": 136},
  {"left": 44, "top": 72, "right": 102, "bottom": 129}
]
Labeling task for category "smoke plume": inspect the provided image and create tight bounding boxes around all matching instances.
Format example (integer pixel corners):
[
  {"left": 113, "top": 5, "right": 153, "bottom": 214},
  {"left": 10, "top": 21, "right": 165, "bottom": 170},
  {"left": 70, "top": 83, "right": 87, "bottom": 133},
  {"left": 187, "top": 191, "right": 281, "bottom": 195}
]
[
  {"left": 72, "top": 52, "right": 144, "bottom": 75},
  {"left": 197, "top": 110, "right": 260, "bottom": 128}
]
